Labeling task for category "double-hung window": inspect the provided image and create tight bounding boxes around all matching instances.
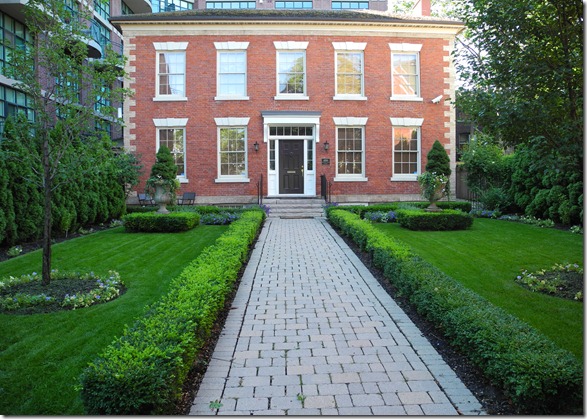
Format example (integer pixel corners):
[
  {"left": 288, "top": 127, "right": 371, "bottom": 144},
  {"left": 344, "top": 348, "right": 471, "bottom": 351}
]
[
  {"left": 274, "top": 41, "right": 308, "bottom": 100},
  {"left": 390, "top": 117, "right": 424, "bottom": 181},
  {"left": 153, "top": 118, "right": 188, "bottom": 181},
  {"left": 389, "top": 43, "right": 422, "bottom": 101},
  {"left": 215, "top": 42, "right": 249, "bottom": 100},
  {"left": 333, "top": 117, "right": 368, "bottom": 181},
  {"left": 333, "top": 42, "right": 366, "bottom": 100},
  {"left": 154, "top": 42, "right": 188, "bottom": 101},
  {"left": 215, "top": 117, "right": 250, "bottom": 183}
]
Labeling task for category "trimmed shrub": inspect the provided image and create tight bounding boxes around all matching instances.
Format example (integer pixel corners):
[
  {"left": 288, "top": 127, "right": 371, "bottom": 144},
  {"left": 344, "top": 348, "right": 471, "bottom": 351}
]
[
  {"left": 122, "top": 212, "right": 200, "bottom": 233},
  {"left": 324, "top": 201, "right": 472, "bottom": 219},
  {"left": 327, "top": 209, "right": 583, "bottom": 414},
  {"left": 395, "top": 209, "right": 474, "bottom": 231},
  {"left": 80, "top": 210, "right": 265, "bottom": 414}
]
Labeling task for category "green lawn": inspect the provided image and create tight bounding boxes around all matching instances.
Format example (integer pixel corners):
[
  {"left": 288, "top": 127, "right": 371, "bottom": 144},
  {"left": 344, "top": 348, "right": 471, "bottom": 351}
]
[
  {"left": 0, "top": 225, "right": 228, "bottom": 415},
  {"left": 376, "top": 218, "right": 583, "bottom": 360}
]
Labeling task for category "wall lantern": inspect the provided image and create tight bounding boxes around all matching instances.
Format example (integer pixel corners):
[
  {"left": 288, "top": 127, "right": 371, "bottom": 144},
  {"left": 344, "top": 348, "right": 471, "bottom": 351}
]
[
  {"left": 253, "top": 141, "right": 259, "bottom": 152},
  {"left": 323, "top": 141, "right": 330, "bottom": 151}
]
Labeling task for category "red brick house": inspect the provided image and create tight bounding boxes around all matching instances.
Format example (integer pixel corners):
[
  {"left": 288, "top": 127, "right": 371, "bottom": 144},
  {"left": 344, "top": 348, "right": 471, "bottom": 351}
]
[{"left": 112, "top": 9, "right": 463, "bottom": 204}]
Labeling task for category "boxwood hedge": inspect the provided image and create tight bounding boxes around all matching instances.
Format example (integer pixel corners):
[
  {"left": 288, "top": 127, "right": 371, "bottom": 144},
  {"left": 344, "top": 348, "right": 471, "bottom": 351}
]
[
  {"left": 333, "top": 201, "right": 472, "bottom": 218},
  {"left": 327, "top": 209, "right": 582, "bottom": 414},
  {"left": 79, "top": 210, "right": 265, "bottom": 414},
  {"left": 122, "top": 212, "right": 201, "bottom": 232},
  {"left": 395, "top": 208, "right": 474, "bottom": 231}
]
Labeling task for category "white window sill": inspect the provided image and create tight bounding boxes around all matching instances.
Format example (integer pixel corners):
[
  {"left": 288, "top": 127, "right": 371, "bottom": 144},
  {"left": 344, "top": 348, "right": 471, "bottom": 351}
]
[
  {"left": 333, "top": 95, "right": 367, "bottom": 101},
  {"left": 215, "top": 96, "right": 250, "bottom": 101},
  {"left": 215, "top": 177, "right": 250, "bottom": 183},
  {"left": 178, "top": 177, "right": 189, "bottom": 183},
  {"left": 153, "top": 97, "right": 188, "bottom": 102},
  {"left": 274, "top": 95, "right": 309, "bottom": 101},
  {"left": 334, "top": 176, "right": 368, "bottom": 182},
  {"left": 390, "top": 176, "right": 418, "bottom": 182},
  {"left": 390, "top": 96, "right": 423, "bottom": 102}
]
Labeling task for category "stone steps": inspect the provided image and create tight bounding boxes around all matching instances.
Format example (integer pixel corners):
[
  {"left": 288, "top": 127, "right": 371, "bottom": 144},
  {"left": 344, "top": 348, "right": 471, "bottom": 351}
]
[{"left": 263, "top": 197, "right": 326, "bottom": 218}]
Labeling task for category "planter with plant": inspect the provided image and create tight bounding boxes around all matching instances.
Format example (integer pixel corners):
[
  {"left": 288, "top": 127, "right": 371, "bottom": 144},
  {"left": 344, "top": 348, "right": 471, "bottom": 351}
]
[{"left": 145, "top": 146, "right": 179, "bottom": 214}]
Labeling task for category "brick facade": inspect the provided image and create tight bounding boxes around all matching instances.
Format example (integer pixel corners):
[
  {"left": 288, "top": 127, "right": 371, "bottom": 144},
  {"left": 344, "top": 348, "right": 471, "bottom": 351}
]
[{"left": 114, "top": 11, "right": 463, "bottom": 204}]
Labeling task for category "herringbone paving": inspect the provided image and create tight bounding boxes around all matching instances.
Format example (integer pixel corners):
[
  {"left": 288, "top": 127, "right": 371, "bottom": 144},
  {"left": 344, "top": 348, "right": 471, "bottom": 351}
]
[{"left": 189, "top": 218, "right": 485, "bottom": 415}]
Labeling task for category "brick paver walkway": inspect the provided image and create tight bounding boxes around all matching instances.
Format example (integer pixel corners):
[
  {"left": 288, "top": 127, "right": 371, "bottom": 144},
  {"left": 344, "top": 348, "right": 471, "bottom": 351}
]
[{"left": 190, "top": 218, "right": 485, "bottom": 415}]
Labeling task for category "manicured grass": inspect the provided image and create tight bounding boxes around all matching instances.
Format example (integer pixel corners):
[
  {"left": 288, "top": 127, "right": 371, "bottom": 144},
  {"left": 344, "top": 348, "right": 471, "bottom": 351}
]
[
  {"left": 376, "top": 218, "right": 583, "bottom": 360},
  {"left": 0, "top": 225, "right": 228, "bottom": 415}
]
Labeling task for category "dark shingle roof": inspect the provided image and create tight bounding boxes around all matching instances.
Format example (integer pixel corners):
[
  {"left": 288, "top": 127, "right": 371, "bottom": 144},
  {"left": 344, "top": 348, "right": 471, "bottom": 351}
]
[{"left": 110, "top": 8, "right": 462, "bottom": 26}]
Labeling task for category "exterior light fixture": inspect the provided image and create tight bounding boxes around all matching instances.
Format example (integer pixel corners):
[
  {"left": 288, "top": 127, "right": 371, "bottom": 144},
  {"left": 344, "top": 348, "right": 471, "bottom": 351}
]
[
  {"left": 324, "top": 141, "right": 329, "bottom": 151},
  {"left": 254, "top": 141, "right": 259, "bottom": 152}
]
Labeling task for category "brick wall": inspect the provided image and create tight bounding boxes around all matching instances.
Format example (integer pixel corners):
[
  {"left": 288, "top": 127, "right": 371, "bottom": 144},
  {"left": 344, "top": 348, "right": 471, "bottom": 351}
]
[{"left": 127, "top": 32, "right": 453, "bottom": 203}]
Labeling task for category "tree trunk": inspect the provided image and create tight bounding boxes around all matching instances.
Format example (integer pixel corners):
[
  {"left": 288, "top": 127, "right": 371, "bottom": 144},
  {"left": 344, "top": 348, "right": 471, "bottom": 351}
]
[{"left": 41, "top": 137, "right": 52, "bottom": 286}]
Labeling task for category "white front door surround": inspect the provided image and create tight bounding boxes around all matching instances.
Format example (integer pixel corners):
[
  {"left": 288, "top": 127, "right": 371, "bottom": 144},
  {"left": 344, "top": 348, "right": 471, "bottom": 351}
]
[{"left": 262, "top": 111, "right": 321, "bottom": 197}]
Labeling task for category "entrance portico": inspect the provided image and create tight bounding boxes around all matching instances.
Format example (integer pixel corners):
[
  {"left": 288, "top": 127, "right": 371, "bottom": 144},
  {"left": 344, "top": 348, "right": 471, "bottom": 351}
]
[{"left": 262, "top": 111, "right": 321, "bottom": 197}]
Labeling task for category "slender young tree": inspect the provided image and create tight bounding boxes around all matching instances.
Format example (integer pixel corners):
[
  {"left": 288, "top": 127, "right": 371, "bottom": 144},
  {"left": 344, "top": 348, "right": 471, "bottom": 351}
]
[{"left": 3, "top": 0, "right": 128, "bottom": 285}]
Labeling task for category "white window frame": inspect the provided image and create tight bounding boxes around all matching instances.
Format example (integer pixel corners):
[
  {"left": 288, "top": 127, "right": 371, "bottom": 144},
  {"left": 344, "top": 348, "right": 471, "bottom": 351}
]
[
  {"left": 274, "top": 41, "right": 309, "bottom": 100},
  {"left": 215, "top": 42, "right": 249, "bottom": 100},
  {"left": 390, "top": 117, "right": 424, "bottom": 181},
  {"left": 215, "top": 117, "right": 251, "bottom": 183},
  {"left": 154, "top": 42, "right": 188, "bottom": 101},
  {"left": 389, "top": 43, "right": 423, "bottom": 102},
  {"left": 333, "top": 117, "right": 368, "bottom": 182},
  {"left": 153, "top": 118, "right": 189, "bottom": 183},
  {"left": 333, "top": 42, "right": 367, "bottom": 101}
]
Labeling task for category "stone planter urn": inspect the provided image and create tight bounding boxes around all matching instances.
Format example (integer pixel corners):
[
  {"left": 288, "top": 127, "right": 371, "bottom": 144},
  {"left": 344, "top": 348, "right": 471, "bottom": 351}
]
[{"left": 153, "top": 184, "right": 171, "bottom": 214}]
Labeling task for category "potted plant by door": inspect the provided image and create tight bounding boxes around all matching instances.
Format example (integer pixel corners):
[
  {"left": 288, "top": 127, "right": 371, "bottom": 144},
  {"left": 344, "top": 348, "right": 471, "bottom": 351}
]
[{"left": 146, "top": 146, "right": 179, "bottom": 214}]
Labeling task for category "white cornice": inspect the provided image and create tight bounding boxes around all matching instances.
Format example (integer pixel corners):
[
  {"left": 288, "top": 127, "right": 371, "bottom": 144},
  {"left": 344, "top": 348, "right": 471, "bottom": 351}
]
[{"left": 119, "top": 21, "right": 463, "bottom": 39}]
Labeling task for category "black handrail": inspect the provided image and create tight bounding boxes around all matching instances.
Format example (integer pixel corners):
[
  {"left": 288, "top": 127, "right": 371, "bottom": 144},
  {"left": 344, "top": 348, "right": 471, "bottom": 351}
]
[
  {"left": 320, "top": 174, "right": 331, "bottom": 203},
  {"left": 257, "top": 173, "right": 263, "bottom": 205}
]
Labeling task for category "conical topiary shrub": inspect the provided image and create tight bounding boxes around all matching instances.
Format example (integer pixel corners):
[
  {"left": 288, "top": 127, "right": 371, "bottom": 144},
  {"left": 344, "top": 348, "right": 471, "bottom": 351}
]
[
  {"left": 146, "top": 146, "right": 179, "bottom": 213},
  {"left": 418, "top": 140, "right": 452, "bottom": 211}
]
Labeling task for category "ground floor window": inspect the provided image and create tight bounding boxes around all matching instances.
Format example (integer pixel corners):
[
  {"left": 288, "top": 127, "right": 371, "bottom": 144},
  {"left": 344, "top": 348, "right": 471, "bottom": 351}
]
[
  {"left": 336, "top": 126, "right": 364, "bottom": 177},
  {"left": 392, "top": 126, "right": 419, "bottom": 178},
  {"left": 158, "top": 127, "right": 186, "bottom": 178},
  {"left": 218, "top": 127, "right": 247, "bottom": 178}
]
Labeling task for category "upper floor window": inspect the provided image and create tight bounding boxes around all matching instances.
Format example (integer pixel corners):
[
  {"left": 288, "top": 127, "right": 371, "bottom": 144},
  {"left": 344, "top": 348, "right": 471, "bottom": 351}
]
[
  {"left": 274, "top": 42, "right": 308, "bottom": 100},
  {"left": 332, "top": 1, "right": 368, "bottom": 8},
  {"left": 154, "top": 42, "right": 188, "bottom": 100},
  {"left": 215, "top": 42, "right": 249, "bottom": 100},
  {"left": 275, "top": 1, "right": 313, "bottom": 8},
  {"left": 95, "top": 19, "right": 110, "bottom": 51},
  {"left": 0, "top": 85, "right": 35, "bottom": 135},
  {"left": 0, "top": 12, "right": 32, "bottom": 78},
  {"left": 206, "top": 1, "right": 256, "bottom": 8},
  {"left": 389, "top": 43, "right": 422, "bottom": 100},
  {"left": 333, "top": 42, "right": 366, "bottom": 100},
  {"left": 94, "top": 0, "right": 110, "bottom": 20}
]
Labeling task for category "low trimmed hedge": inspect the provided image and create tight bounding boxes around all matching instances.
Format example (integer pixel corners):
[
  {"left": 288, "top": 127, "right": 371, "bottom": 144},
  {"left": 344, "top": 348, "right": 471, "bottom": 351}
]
[
  {"left": 79, "top": 210, "right": 265, "bottom": 414},
  {"left": 327, "top": 209, "right": 583, "bottom": 414},
  {"left": 395, "top": 208, "right": 473, "bottom": 231},
  {"left": 122, "top": 212, "right": 200, "bottom": 232},
  {"left": 329, "top": 201, "right": 472, "bottom": 218}
]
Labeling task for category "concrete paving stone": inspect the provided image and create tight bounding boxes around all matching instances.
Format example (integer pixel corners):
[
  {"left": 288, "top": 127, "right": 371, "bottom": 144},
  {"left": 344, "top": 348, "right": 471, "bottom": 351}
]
[
  {"left": 372, "top": 405, "right": 408, "bottom": 415},
  {"left": 351, "top": 393, "right": 385, "bottom": 407},
  {"left": 285, "top": 408, "right": 322, "bottom": 415},
  {"left": 397, "top": 391, "right": 435, "bottom": 405},
  {"left": 254, "top": 385, "right": 286, "bottom": 398},
  {"left": 301, "top": 384, "right": 319, "bottom": 396},
  {"left": 222, "top": 385, "right": 254, "bottom": 398},
  {"left": 241, "top": 376, "right": 271, "bottom": 387},
  {"left": 299, "top": 355, "right": 327, "bottom": 366},
  {"left": 270, "top": 396, "right": 303, "bottom": 410},
  {"left": 314, "top": 363, "right": 343, "bottom": 374},
  {"left": 317, "top": 383, "right": 349, "bottom": 396},
  {"left": 421, "top": 403, "right": 459, "bottom": 415},
  {"left": 286, "top": 365, "right": 315, "bottom": 375},
  {"left": 301, "top": 373, "right": 331, "bottom": 385},
  {"left": 383, "top": 361, "right": 414, "bottom": 372},
  {"left": 381, "top": 391, "right": 403, "bottom": 405},
  {"left": 230, "top": 366, "right": 258, "bottom": 377},
  {"left": 244, "top": 357, "right": 272, "bottom": 368},
  {"left": 347, "top": 382, "right": 366, "bottom": 395},
  {"left": 331, "top": 372, "right": 361, "bottom": 384},
  {"left": 303, "top": 395, "right": 336, "bottom": 409},
  {"left": 234, "top": 397, "right": 269, "bottom": 411},
  {"left": 341, "top": 362, "right": 370, "bottom": 373}
]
